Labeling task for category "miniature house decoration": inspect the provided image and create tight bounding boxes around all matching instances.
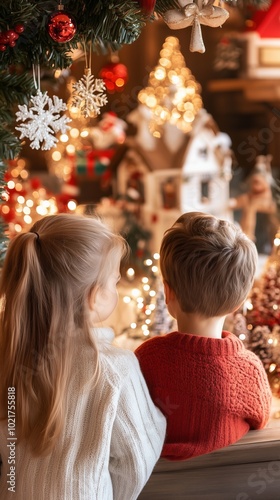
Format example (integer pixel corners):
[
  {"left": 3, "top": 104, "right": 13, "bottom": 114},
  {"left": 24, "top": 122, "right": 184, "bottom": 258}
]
[{"left": 114, "top": 107, "right": 233, "bottom": 252}]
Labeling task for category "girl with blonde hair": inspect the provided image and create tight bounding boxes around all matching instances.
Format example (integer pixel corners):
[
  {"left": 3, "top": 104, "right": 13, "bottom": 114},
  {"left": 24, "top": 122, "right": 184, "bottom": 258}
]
[{"left": 0, "top": 213, "right": 166, "bottom": 500}]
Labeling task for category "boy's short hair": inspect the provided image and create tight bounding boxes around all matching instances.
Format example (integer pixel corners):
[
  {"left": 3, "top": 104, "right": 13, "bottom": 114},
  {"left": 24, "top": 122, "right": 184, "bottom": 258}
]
[{"left": 160, "top": 212, "right": 258, "bottom": 317}]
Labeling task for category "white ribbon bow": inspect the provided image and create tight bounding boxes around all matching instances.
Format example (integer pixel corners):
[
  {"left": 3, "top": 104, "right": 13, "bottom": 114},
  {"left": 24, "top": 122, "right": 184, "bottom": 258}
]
[{"left": 163, "top": 0, "right": 229, "bottom": 53}]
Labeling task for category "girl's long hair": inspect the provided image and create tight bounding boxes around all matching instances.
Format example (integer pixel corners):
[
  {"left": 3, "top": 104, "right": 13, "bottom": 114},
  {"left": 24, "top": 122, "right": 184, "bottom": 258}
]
[{"left": 0, "top": 214, "right": 127, "bottom": 455}]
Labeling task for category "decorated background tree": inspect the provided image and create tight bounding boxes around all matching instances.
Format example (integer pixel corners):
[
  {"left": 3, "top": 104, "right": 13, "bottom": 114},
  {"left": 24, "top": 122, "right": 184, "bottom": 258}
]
[
  {"left": 239, "top": 235, "right": 280, "bottom": 397},
  {"left": 0, "top": 0, "right": 271, "bottom": 260}
]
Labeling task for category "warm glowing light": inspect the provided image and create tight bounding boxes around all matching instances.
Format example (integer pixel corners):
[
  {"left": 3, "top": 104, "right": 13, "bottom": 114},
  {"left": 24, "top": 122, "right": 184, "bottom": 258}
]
[
  {"left": 152, "top": 265, "right": 158, "bottom": 273},
  {"left": 145, "top": 259, "right": 153, "bottom": 266},
  {"left": 80, "top": 129, "right": 89, "bottom": 138},
  {"left": 127, "top": 267, "right": 135, "bottom": 278},
  {"left": 15, "top": 183, "right": 23, "bottom": 191},
  {"left": 239, "top": 334, "right": 246, "bottom": 341},
  {"left": 23, "top": 207, "right": 31, "bottom": 215},
  {"left": 143, "top": 284, "right": 150, "bottom": 291},
  {"left": 23, "top": 215, "right": 32, "bottom": 224},
  {"left": 60, "top": 134, "right": 69, "bottom": 143},
  {"left": 7, "top": 181, "right": 15, "bottom": 189},
  {"left": 17, "top": 159, "right": 26, "bottom": 168},
  {"left": 244, "top": 300, "right": 253, "bottom": 311},
  {"left": 274, "top": 237, "right": 280, "bottom": 246},
  {"left": 2, "top": 205, "right": 10, "bottom": 214},
  {"left": 70, "top": 128, "right": 80, "bottom": 138},
  {"left": 138, "top": 36, "right": 202, "bottom": 135},
  {"left": 115, "top": 78, "right": 125, "bottom": 88},
  {"left": 142, "top": 277, "right": 149, "bottom": 284},
  {"left": 131, "top": 288, "right": 141, "bottom": 298},
  {"left": 268, "top": 338, "right": 273, "bottom": 344},
  {"left": 52, "top": 151, "right": 62, "bottom": 161},
  {"left": 149, "top": 290, "right": 156, "bottom": 297},
  {"left": 130, "top": 322, "right": 137, "bottom": 329},
  {"left": 17, "top": 196, "right": 25, "bottom": 204},
  {"left": 36, "top": 206, "right": 48, "bottom": 216},
  {"left": 66, "top": 144, "right": 76, "bottom": 155},
  {"left": 123, "top": 296, "right": 131, "bottom": 304},
  {"left": 67, "top": 200, "right": 77, "bottom": 211},
  {"left": 14, "top": 224, "right": 22, "bottom": 233},
  {"left": 20, "top": 169, "right": 29, "bottom": 179},
  {"left": 269, "top": 363, "right": 277, "bottom": 372}
]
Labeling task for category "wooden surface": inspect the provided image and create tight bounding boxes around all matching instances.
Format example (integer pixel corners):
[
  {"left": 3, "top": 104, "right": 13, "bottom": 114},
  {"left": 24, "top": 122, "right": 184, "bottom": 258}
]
[
  {"left": 138, "top": 417, "right": 280, "bottom": 500},
  {"left": 114, "top": 314, "right": 280, "bottom": 499},
  {"left": 207, "top": 79, "right": 280, "bottom": 102}
]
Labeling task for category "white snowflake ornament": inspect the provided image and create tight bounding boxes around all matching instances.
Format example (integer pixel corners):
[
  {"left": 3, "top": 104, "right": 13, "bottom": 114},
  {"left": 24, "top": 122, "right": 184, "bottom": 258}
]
[
  {"left": 15, "top": 90, "right": 71, "bottom": 150},
  {"left": 72, "top": 68, "right": 108, "bottom": 118}
]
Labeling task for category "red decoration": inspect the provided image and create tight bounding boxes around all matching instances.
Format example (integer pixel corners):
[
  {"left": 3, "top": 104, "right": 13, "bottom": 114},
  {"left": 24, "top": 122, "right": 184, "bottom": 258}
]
[
  {"left": 137, "top": 0, "right": 156, "bottom": 15},
  {"left": 99, "top": 62, "right": 128, "bottom": 93},
  {"left": 246, "top": 0, "right": 280, "bottom": 38},
  {"left": 47, "top": 9, "right": 76, "bottom": 43},
  {"left": 14, "top": 24, "right": 25, "bottom": 34},
  {"left": 0, "top": 24, "right": 24, "bottom": 50}
]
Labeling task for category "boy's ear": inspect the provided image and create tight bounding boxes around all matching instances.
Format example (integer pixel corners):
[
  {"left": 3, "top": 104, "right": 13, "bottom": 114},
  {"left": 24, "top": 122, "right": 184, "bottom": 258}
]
[{"left": 163, "top": 280, "right": 175, "bottom": 304}]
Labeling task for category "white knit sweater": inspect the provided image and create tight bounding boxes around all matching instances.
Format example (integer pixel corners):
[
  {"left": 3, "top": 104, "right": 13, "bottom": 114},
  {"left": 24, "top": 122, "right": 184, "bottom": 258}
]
[{"left": 0, "top": 328, "right": 166, "bottom": 499}]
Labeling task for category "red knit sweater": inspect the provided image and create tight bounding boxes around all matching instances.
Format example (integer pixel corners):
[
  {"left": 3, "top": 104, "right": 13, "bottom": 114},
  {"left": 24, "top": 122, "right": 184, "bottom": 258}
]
[{"left": 135, "top": 331, "right": 272, "bottom": 461}]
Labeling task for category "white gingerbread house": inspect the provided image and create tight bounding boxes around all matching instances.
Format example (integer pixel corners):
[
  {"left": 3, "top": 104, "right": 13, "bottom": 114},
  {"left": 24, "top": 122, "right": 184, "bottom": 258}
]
[
  {"left": 142, "top": 110, "right": 233, "bottom": 251},
  {"left": 180, "top": 109, "right": 232, "bottom": 218},
  {"left": 114, "top": 108, "right": 233, "bottom": 252}
]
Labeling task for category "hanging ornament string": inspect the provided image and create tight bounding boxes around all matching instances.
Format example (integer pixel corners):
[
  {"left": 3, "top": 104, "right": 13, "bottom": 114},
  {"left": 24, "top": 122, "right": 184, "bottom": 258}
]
[
  {"left": 72, "top": 38, "right": 108, "bottom": 118},
  {"left": 162, "top": 0, "right": 229, "bottom": 54},
  {"left": 15, "top": 63, "right": 71, "bottom": 150},
  {"left": 32, "top": 63, "right": 40, "bottom": 92}
]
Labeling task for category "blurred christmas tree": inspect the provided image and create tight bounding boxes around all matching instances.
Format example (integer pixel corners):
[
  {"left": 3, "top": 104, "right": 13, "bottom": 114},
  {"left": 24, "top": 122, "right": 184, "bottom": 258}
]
[
  {"left": 122, "top": 253, "right": 173, "bottom": 339},
  {"left": 233, "top": 234, "right": 280, "bottom": 397}
]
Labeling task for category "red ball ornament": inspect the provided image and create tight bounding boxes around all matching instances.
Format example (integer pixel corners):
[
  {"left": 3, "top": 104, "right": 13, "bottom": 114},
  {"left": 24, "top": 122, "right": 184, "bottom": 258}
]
[
  {"left": 14, "top": 24, "right": 25, "bottom": 34},
  {"left": 99, "top": 62, "right": 128, "bottom": 93},
  {"left": 6, "top": 30, "right": 17, "bottom": 41},
  {"left": 47, "top": 8, "right": 76, "bottom": 43},
  {"left": 0, "top": 44, "right": 6, "bottom": 51},
  {"left": 0, "top": 33, "right": 8, "bottom": 44}
]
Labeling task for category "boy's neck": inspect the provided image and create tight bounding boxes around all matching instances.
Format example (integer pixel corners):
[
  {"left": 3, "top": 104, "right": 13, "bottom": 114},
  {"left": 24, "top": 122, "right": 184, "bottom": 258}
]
[{"left": 176, "top": 312, "right": 226, "bottom": 339}]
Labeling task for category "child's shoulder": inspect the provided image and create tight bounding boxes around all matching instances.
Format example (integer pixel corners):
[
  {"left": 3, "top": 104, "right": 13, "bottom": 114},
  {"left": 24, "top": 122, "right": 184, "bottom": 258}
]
[
  {"left": 135, "top": 331, "right": 176, "bottom": 356},
  {"left": 94, "top": 327, "right": 140, "bottom": 378}
]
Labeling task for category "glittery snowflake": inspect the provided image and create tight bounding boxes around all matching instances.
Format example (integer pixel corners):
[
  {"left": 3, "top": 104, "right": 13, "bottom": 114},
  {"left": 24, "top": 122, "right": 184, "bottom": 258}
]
[
  {"left": 72, "top": 68, "right": 108, "bottom": 118},
  {"left": 15, "top": 90, "right": 71, "bottom": 150}
]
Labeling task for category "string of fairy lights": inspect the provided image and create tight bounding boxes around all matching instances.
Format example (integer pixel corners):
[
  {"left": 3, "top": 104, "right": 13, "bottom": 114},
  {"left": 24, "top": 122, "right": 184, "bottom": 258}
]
[{"left": 122, "top": 253, "right": 161, "bottom": 339}]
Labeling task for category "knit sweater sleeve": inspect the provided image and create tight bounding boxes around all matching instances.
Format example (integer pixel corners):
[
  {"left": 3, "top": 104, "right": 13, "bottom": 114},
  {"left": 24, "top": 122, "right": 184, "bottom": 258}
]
[
  {"left": 109, "top": 351, "right": 166, "bottom": 500},
  {"left": 239, "top": 352, "right": 272, "bottom": 430}
]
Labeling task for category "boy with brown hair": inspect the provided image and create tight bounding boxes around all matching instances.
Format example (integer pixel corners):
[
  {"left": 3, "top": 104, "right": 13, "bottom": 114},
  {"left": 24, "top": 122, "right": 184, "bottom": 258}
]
[{"left": 135, "top": 212, "right": 272, "bottom": 461}]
